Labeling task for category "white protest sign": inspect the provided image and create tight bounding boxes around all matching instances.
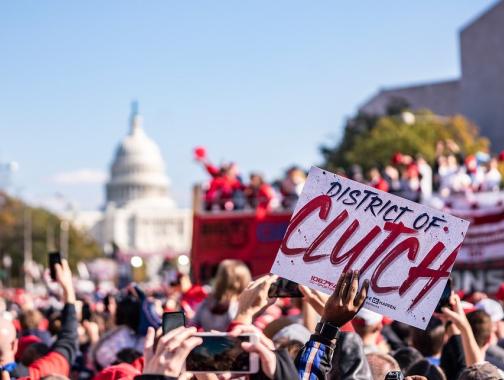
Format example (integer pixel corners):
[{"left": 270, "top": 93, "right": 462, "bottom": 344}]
[{"left": 271, "top": 166, "right": 470, "bottom": 329}]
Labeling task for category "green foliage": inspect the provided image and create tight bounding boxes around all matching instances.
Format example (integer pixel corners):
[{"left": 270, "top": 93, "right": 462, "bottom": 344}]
[
  {"left": 0, "top": 193, "right": 101, "bottom": 286},
  {"left": 321, "top": 109, "right": 489, "bottom": 173}
]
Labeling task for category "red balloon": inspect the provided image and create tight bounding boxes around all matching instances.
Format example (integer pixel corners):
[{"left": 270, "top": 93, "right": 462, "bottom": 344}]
[{"left": 194, "top": 146, "right": 206, "bottom": 159}]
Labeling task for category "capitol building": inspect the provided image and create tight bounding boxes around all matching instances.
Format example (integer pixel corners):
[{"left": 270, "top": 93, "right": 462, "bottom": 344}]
[{"left": 74, "top": 103, "right": 191, "bottom": 260}]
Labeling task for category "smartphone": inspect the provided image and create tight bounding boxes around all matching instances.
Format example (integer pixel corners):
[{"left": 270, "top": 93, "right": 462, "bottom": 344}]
[
  {"left": 186, "top": 333, "right": 259, "bottom": 374},
  {"left": 162, "top": 311, "right": 186, "bottom": 335},
  {"left": 268, "top": 278, "right": 303, "bottom": 298},
  {"left": 385, "top": 371, "right": 404, "bottom": 380},
  {"left": 82, "top": 302, "right": 92, "bottom": 322},
  {"left": 48, "top": 251, "right": 62, "bottom": 281},
  {"left": 435, "top": 278, "right": 452, "bottom": 313}
]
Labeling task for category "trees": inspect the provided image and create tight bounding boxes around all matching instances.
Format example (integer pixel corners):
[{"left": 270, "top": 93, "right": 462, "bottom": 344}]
[
  {"left": 0, "top": 192, "right": 101, "bottom": 286},
  {"left": 321, "top": 108, "right": 489, "bottom": 172}
]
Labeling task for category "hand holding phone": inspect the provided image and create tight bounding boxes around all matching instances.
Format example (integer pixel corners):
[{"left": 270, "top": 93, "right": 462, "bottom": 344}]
[
  {"left": 48, "top": 251, "right": 62, "bottom": 281},
  {"left": 47, "top": 255, "right": 76, "bottom": 304},
  {"left": 268, "top": 278, "right": 303, "bottom": 298},
  {"left": 143, "top": 326, "right": 203, "bottom": 378},
  {"left": 162, "top": 311, "right": 186, "bottom": 335},
  {"left": 186, "top": 332, "right": 259, "bottom": 374},
  {"left": 385, "top": 371, "right": 404, "bottom": 380}
]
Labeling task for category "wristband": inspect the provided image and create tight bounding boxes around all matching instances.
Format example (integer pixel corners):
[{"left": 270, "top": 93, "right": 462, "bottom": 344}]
[{"left": 315, "top": 321, "right": 340, "bottom": 341}]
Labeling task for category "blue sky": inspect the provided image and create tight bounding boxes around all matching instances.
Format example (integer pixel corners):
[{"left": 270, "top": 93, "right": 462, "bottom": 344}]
[{"left": 0, "top": 0, "right": 497, "bottom": 210}]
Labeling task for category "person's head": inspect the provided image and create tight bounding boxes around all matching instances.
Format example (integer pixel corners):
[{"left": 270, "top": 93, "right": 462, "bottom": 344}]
[
  {"left": 351, "top": 309, "right": 383, "bottom": 344},
  {"left": 459, "top": 363, "right": 502, "bottom": 380},
  {"left": 19, "top": 309, "right": 44, "bottom": 331},
  {"left": 368, "top": 168, "right": 381, "bottom": 182},
  {"left": 489, "top": 157, "right": 499, "bottom": 170},
  {"left": 465, "top": 291, "right": 488, "bottom": 305},
  {"left": 406, "top": 359, "right": 446, "bottom": 380},
  {"left": 366, "top": 353, "right": 400, "bottom": 380},
  {"left": 390, "top": 321, "right": 412, "bottom": 346},
  {"left": 222, "top": 162, "right": 239, "bottom": 178},
  {"left": 392, "top": 347, "right": 423, "bottom": 373},
  {"left": 115, "top": 290, "right": 141, "bottom": 331},
  {"left": 213, "top": 260, "right": 251, "bottom": 303},
  {"left": 113, "top": 348, "right": 143, "bottom": 365},
  {"left": 416, "top": 154, "right": 427, "bottom": 165},
  {"left": 286, "top": 166, "right": 305, "bottom": 183},
  {"left": 475, "top": 298, "right": 504, "bottom": 342},
  {"left": 20, "top": 342, "right": 50, "bottom": 366},
  {"left": 411, "top": 317, "right": 445, "bottom": 357},
  {"left": 438, "top": 155, "right": 447, "bottom": 166},
  {"left": 0, "top": 317, "right": 18, "bottom": 364},
  {"left": 475, "top": 298, "right": 504, "bottom": 324},
  {"left": 467, "top": 310, "right": 493, "bottom": 351},
  {"left": 249, "top": 173, "right": 264, "bottom": 188},
  {"left": 447, "top": 154, "right": 458, "bottom": 167},
  {"left": 384, "top": 165, "right": 399, "bottom": 180}
]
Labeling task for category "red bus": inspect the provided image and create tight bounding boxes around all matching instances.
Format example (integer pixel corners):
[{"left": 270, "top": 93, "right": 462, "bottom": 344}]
[{"left": 190, "top": 186, "right": 292, "bottom": 282}]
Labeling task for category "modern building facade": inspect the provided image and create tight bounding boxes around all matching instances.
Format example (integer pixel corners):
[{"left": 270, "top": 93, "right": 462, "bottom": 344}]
[{"left": 360, "top": 0, "right": 504, "bottom": 150}]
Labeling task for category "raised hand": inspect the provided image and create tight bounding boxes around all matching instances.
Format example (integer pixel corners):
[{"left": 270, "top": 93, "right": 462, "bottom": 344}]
[
  {"left": 230, "top": 324, "right": 276, "bottom": 379},
  {"left": 143, "top": 326, "right": 202, "bottom": 377},
  {"left": 235, "top": 274, "right": 278, "bottom": 324},
  {"left": 55, "top": 259, "right": 76, "bottom": 304},
  {"left": 322, "top": 270, "right": 369, "bottom": 327},
  {"left": 299, "top": 285, "right": 329, "bottom": 316}
]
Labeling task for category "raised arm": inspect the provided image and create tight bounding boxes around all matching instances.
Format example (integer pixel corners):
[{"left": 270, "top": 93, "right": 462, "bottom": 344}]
[
  {"left": 296, "top": 270, "right": 369, "bottom": 380},
  {"left": 28, "top": 259, "right": 78, "bottom": 379}
]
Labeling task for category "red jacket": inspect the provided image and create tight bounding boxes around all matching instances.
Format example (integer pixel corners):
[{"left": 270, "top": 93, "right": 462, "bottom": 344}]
[{"left": 17, "top": 303, "right": 77, "bottom": 380}]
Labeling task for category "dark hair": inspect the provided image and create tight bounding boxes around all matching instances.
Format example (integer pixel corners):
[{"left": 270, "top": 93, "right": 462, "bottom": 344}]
[
  {"left": 113, "top": 348, "right": 143, "bottom": 365},
  {"left": 406, "top": 359, "right": 446, "bottom": 380},
  {"left": 467, "top": 310, "right": 492, "bottom": 348},
  {"left": 411, "top": 317, "right": 445, "bottom": 357},
  {"left": 392, "top": 347, "right": 423, "bottom": 373},
  {"left": 390, "top": 321, "right": 411, "bottom": 345},
  {"left": 21, "top": 342, "right": 50, "bottom": 366},
  {"left": 115, "top": 292, "right": 140, "bottom": 331}
]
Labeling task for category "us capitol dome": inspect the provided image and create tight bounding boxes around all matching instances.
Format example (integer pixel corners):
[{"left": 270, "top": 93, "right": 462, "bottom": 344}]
[
  {"left": 75, "top": 102, "right": 191, "bottom": 261},
  {"left": 106, "top": 102, "right": 174, "bottom": 208}
]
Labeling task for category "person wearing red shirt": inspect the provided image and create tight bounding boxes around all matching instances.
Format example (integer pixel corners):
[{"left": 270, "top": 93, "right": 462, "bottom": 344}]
[
  {"left": 0, "top": 260, "right": 77, "bottom": 380},
  {"left": 245, "top": 173, "right": 274, "bottom": 210},
  {"left": 369, "top": 168, "right": 389, "bottom": 192}
]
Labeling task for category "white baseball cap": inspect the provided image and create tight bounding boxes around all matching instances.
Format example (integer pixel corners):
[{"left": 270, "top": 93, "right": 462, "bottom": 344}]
[
  {"left": 355, "top": 308, "right": 383, "bottom": 326},
  {"left": 475, "top": 299, "right": 504, "bottom": 323}
]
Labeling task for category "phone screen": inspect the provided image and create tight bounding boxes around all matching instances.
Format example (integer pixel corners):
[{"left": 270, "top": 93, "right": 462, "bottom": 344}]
[
  {"left": 186, "top": 335, "right": 251, "bottom": 372},
  {"left": 48, "top": 252, "right": 62, "bottom": 281},
  {"left": 162, "top": 312, "right": 186, "bottom": 335},
  {"left": 268, "top": 278, "right": 303, "bottom": 298}
]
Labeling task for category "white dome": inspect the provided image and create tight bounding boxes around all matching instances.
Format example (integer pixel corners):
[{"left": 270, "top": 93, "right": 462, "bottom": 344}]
[{"left": 106, "top": 105, "right": 173, "bottom": 207}]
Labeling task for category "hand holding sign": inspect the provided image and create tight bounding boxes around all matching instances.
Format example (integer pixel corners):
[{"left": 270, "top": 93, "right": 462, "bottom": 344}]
[
  {"left": 322, "top": 270, "right": 369, "bottom": 327},
  {"left": 271, "top": 166, "right": 470, "bottom": 329}
]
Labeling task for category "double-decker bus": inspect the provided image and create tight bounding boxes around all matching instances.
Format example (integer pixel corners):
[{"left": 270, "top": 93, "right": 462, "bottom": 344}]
[{"left": 190, "top": 186, "right": 292, "bottom": 282}]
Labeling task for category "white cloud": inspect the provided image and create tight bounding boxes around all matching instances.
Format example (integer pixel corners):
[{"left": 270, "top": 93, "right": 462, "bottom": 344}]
[{"left": 51, "top": 169, "right": 108, "bottom": 185}]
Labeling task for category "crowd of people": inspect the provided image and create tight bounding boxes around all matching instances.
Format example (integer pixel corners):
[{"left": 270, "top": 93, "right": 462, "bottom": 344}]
[
  {"left": 362, "top": 140, "right": 503, "bottom": 204},
  {"left": 194, "top": 147, "right": 306, "bottom": 212},
  {"left": 195, "top": 140, "right": 504, "bottom": 213},
  {"left": 2, "top": 257, "right": 504, "bottom": 379}
]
